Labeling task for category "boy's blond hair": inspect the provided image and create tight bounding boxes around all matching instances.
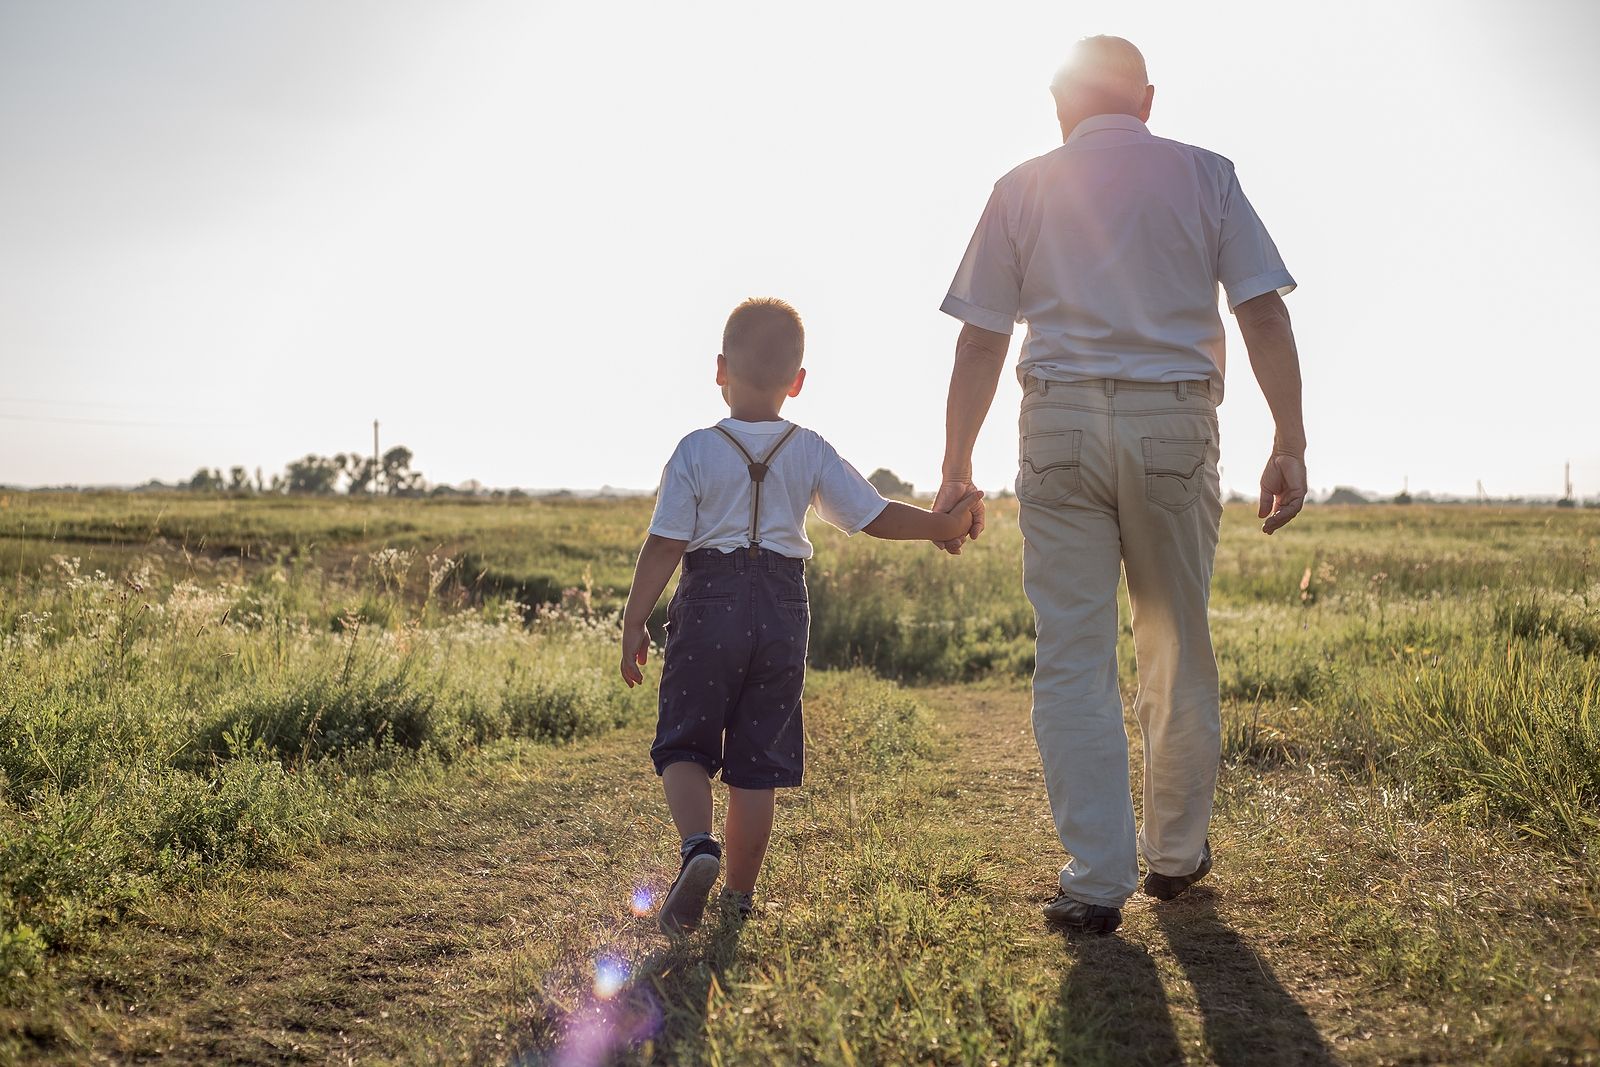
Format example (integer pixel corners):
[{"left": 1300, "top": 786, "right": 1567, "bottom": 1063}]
[{"left": 722, "top": 297, "right": 804, "bottom": 389}]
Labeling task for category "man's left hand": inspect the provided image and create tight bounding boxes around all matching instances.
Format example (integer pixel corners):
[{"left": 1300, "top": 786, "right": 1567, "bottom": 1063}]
[{"left": 1258, "top": 452, "right": 1307, "bottom": 535}]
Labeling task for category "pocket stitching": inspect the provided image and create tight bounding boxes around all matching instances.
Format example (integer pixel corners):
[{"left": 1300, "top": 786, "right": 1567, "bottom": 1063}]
[
  {"left": 1018, "top": 429, "right": 1083, "bottom": 506},
  {"left": 1142, "top": 437, "right": 1210, "bottom": 514}
]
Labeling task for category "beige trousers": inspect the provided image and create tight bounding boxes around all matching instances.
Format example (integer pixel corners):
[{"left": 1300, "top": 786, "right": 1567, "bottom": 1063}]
[{"left": 1016, "top": 376, "right": 1222, "bottom": 908}]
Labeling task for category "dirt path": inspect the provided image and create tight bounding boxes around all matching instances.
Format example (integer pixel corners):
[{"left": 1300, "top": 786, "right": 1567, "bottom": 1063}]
[
  {"left": 17, "top": 683, "right": 1596, "bottom": 1064},
  {"left": 22, "top": 727, "right": 670, "bottom": 1063}
]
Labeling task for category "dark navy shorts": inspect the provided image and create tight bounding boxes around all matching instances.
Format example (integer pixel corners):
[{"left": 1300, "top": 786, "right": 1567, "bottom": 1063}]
[{"left": 651, "top": 547, "right": 808, "bottom": 789}]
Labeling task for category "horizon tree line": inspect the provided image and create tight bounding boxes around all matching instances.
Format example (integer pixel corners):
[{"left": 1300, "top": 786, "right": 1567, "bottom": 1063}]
[{"left": 185, "top": 447, "right": 423, "bottom": 496}]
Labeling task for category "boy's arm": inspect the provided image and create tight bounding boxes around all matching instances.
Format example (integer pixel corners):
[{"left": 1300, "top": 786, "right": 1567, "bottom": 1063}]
[
  {"left": 619, "top": 533, "right": 689, "bottom": 687},
  {"left": 862, "top": 492, "right": 983, "bottom": 542}
]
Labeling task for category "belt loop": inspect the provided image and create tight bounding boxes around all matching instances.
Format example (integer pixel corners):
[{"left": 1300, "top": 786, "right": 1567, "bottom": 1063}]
[
  {"left": 733, "top": 549, "right": 745, "bottom": 573},
  {"left": 1042, "top": 379, "right": 1051, "bottom": 395},
  {"left": 1104, "top": 379, "right": 1115, "bottom": 397},
  {"left": 1177, "top": 381, "right": 1188, "bottom": 401}
]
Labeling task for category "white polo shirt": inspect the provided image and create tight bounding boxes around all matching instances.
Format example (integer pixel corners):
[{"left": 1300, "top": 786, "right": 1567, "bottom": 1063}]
[
  {"left": 941, "top": 114, "right": 1295, "bottom": 397},
  {"left": 648, "top": 418, "right": 889, "bottom": 559}
]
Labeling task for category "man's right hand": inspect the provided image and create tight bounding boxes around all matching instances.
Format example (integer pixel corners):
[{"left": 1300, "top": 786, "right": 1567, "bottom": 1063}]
[
  {"left": 932, "top": 477, "right": 985, "bottom": 554},
  {"left": 1258, "top": 452, "right": 1307, "bottom": 535}
]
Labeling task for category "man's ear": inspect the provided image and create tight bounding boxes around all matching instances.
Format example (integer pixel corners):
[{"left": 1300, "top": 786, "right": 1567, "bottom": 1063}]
[
  {"left": 716, "top": 353, "right": 728, "bottom": 387},
  {"left": 787, "top": 367, "right": 806, "bottom": 398},
  {"left": 1138, "top": 84, "right": 1154, "bottom": 123}
]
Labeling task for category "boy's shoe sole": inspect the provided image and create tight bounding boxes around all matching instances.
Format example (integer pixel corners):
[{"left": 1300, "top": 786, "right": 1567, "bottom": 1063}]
[
  {"left": 1144, "top": 838, "right": 1213, "bottom": 902},
  {"left": 659, "top": 853, "right": 721, "bottom": 936},
  {"left": 1042, "top": 894, "right": 1122, "bottom": 934}
]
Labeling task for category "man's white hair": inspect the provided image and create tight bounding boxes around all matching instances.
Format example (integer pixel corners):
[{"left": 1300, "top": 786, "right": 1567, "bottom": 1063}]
[{"left": 1050, "top": 35, "right": 1149, "bottom": 111}]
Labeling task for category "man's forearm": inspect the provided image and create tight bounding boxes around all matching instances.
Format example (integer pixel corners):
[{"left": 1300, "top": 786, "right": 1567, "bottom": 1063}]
[
  {"left": 942, "top": 323, "right": 1010, "bottom": 478},
  {"left": 1236, "top": 292, "right": 1305, "bottom": 456}
]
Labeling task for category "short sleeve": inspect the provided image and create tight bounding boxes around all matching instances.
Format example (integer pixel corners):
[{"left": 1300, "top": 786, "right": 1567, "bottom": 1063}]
[
  {"left": 1218, "top": 171, "right": 1296, "bottom": 310},
  {"left": 647, "top": 441, "right": 697, "bottom": 541},
  {"left": 811, "top": 442, "right": 889, "bottom": 536},
  {"left": 939, "top": 181, "right": 1022, "bottom": 334}
]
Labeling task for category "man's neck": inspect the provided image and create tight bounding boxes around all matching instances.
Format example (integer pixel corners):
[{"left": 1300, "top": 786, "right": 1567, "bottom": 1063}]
[{"left": 1059, "top": 110, "right": 1143, "bottom": 143}]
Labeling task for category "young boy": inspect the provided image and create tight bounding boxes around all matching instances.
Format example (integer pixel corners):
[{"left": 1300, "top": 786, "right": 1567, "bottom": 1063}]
[{"left": 619, "top": 297, "right": 982, "bottom": 936}]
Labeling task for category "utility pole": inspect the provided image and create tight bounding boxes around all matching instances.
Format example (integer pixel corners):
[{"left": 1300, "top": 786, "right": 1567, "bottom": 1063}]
[{"left": 373, "top": 419, "right": 380, "bottom": 496}]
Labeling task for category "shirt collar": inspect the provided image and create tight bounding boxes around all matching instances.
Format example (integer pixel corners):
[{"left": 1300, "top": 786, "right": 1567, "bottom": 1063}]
[{"left": 1064, "top": 113, "right": 1151, "bottom": 147}]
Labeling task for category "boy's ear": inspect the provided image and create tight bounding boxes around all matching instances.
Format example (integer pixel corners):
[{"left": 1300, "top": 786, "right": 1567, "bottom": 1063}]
[
  {"left": 787, "top": 367, "right": 806, "bottom": 398},
  {"left": 715, "top": 353, "right": 728, "bottom": 387}
]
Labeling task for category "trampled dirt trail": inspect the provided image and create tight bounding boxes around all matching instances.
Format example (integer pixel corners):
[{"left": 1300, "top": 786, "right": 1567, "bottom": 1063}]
[{"left": 16, "top": 687, "right": 1591, "bottom": 1064}]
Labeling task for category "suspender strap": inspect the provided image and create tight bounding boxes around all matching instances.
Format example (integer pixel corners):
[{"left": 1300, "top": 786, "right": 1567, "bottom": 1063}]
[{"left": 712, "top": 423, "right": 801, "bottom": 554}]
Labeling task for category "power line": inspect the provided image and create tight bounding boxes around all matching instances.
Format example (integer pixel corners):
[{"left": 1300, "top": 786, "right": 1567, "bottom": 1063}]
[{"left": 0, "top": 412, "right": 221, "bottom": 429}]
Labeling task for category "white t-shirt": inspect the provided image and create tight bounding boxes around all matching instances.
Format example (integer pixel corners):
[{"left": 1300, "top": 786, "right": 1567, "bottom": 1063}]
[
  {"left": 648, "top": 418, "right": 889, "bottom": 559},
  {"left": 941, "top": 114, "right": 1296, "bottom": 400}
]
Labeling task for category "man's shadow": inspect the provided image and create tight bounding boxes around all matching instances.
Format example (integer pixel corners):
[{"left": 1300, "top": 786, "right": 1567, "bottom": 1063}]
[
  {"left": 1053, "top": 890, "right": 1335, "bottom": 1066},
  {"left": 1153, "top": 889, "right": 1335, "bottom": 1066},
  {"left": 1054, "top": 930, "right": 1188, "bottom": 1066}
]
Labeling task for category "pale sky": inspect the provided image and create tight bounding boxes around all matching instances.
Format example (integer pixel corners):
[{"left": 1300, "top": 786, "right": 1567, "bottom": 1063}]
[{"left": 2, "top": 0, "right": 1597, "bottom": 499}]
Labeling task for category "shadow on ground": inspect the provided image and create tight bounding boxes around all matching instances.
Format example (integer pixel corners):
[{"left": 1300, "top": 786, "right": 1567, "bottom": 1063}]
[
  {"left": 1053, "top": 889, "right": 1335, "bottom": 1066},
  {"left": 528, "top": 910, "right": 744, "bottom": 1066},
  {"left": 1154, "top": 889, "right": 1335, "bottom": 1066},
  {"left": 1055, "top": 931, "right": 1187, "bottom": 1066}
]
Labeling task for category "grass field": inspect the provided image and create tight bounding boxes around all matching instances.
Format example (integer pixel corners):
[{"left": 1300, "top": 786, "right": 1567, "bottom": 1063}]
[{"left": 2, "top": 492, "right": 1598, "bottom": 1064}]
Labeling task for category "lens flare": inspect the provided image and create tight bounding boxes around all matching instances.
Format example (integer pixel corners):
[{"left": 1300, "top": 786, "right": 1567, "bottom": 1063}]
[
  {"left": 629, "top": 886, "right": 654, "bottom": 916},
  {"left": 594, "top": 957, "right": 629, "bottom": 999}
]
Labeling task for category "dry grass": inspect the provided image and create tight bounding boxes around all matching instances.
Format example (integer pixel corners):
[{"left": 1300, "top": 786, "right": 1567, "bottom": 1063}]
[{"left": 9, "top": 679, "right": 1597, "bottom": 1065}]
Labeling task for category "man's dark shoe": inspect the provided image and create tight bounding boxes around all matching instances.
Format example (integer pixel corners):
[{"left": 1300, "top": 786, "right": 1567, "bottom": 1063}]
[
  {"left": 1042, "top": 893, "right": 1122, "bottom": 934},
  {"left": 660, "top": 837, "right": 722, "bottom": 936},
  {"left": 1143, "top": 838, "right": 1212, "bottom": 902}
]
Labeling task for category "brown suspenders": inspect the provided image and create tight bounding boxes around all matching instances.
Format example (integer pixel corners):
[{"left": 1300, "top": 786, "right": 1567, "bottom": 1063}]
[{"left": 712, "top": 423, "right": 801, "bottom": 556}]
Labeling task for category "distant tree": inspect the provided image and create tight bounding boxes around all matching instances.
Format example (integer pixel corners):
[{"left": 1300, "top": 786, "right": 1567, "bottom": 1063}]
[
  {"left": 1392, "top": 490, "right": 1413, "bottom": 505},
  {"left": 228, "top": 466, "right": 251, "bottom": 493},
  {"left": 284, "top": 454, "right": 343, "bottom": 495},
  {"left": 1326, "top": 486, "right": 1371, "bottom": 505},
  {"left": 381, "top": 446, "right": 423, "bottom": 496},
  {"left": 188, "top": 467, "right": 225, "bottom": 491},
  {"left": 867, "top": 468, "right": 914, "bottom": 498},
  {"left": 345, "top": 455, "right": 378, "bottom": 495}
]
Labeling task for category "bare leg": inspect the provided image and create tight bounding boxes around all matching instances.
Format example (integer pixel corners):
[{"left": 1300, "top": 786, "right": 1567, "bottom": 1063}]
[
  {"left": 661, "top": 761, "right": 713, "bottom": 841},
  {"left": 724, "top": 786, "right": 775, "bottom": 893}
]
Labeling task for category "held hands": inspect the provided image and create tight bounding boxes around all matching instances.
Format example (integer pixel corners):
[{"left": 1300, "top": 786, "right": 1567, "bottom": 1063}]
[
  {"left": 1259, "top": 452, "right": 1307, "bottom": 535},
  {"left": 619, "top": 621, "right": 650, "bottom": 687},
  {"left": 932, "top": 478, "right": 986, "bottom": 555}
]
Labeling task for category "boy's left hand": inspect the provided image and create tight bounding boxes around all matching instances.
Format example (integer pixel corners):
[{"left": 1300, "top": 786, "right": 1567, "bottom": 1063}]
[{"left": 619, "top": 622, "right": 650, "bottom": 687}]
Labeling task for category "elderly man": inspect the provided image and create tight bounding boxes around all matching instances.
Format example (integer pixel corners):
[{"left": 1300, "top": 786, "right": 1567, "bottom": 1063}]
[{"left": 934, "top": 36, "right": 1306, "bottom": 933}]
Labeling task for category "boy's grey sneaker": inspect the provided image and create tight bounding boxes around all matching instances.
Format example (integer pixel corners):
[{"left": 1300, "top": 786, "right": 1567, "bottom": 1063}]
[
  {"left": 1143, "top": 838, "right": 1213, "bottom": 902},
  {"left": 1043, "top": 893, "right": 1122, "bottom": 934},
  {"left": 718, "top": 887, "right": 755, "bottom": 921},
  {"left": 660, "top": 838, "right": 722, "bottom": 937}
]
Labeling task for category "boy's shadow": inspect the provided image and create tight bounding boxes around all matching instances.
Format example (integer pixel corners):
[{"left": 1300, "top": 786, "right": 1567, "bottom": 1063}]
[
  {"left": 1053, "top": 889, "right": 1335, "bottom": 1066},
  {"left": 539, "top": 910, "right": 745, "bottom": 1066}
]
